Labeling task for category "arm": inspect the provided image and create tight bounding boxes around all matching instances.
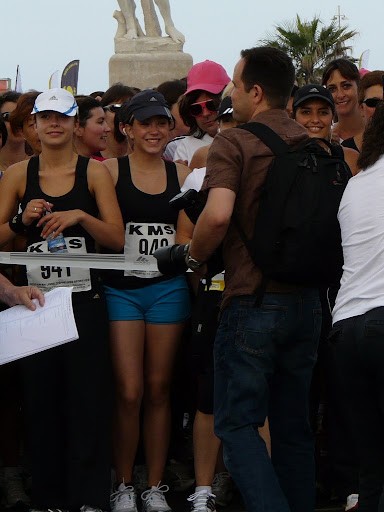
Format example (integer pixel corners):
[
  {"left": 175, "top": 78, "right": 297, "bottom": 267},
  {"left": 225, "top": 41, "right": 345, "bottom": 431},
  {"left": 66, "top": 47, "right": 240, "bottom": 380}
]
[
  {"left": 0, "top": 273, "right": 44, "bottom": 310},
  {"left": 85, "top": 160, "right": 125, "bottom": 250},
  {"left": 38, "top": 160, "right": 125, "bottom": 251},
  {"left": 0, "top": 162, "right": 28, "bottom": 248},
  {"left": 189, "top": 187, "right": 236, "bottom": 263},
  {"left": 188, "top": 130, "right": 241, "bottom": 263},
  {"left": 175, "top": 209, "right": 194, "bottom": 245},
  {"left": 189, "top": 145, "right": 209, "bottom": 171},
  {"left": 175, "top": 162, "right": 191, "bottom": 188},
  {"left": 103, "top": 158, "right": 119, "bottom": 186}
]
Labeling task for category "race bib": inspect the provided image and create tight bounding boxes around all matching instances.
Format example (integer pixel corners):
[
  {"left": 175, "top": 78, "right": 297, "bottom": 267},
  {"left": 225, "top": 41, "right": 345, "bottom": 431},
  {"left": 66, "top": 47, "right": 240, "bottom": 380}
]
[
  {"left": 124, "top": 222, "right": 176, "bottom": 278},
  {"left": 26, "top": 237, "right": 91, "bottom": 293}
]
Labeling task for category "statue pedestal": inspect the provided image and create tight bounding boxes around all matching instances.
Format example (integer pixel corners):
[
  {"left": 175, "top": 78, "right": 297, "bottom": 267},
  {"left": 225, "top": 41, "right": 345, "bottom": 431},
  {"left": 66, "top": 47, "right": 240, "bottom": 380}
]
[{"left": 109, "top": 37, "right": 193, "bottom": 89}]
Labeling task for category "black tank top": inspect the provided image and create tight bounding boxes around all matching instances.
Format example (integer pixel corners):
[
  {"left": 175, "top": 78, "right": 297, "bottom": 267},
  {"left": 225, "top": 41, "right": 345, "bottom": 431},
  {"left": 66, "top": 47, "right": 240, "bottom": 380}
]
[
  {"left": 342, "top": 137, "right": 360, "bottom": 153},
  {"left": 103, "top": 156, "right": 181, "bottom": 289},
  {"left": 19, "top": 155, "right": 100, "bottom": 295}
]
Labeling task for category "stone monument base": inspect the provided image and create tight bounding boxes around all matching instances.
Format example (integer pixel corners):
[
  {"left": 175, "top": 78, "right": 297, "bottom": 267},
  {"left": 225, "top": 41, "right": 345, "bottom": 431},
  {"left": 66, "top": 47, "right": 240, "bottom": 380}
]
[{"left": 109, "top": 37, "right": 193, "bottom": 90}]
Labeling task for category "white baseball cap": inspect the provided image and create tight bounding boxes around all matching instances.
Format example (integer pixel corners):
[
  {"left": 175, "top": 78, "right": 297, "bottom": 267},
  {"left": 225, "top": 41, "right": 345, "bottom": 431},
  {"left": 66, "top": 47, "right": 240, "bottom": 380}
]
[{"left": 31, "top": 88, "right": 78, "bottom": 116}]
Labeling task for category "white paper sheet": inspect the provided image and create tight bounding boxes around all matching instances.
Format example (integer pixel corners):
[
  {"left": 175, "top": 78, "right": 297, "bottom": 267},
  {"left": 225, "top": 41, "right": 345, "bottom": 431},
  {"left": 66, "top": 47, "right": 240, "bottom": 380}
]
[{"left": 0, "top": 287, "right": 78, "bottom": 365}]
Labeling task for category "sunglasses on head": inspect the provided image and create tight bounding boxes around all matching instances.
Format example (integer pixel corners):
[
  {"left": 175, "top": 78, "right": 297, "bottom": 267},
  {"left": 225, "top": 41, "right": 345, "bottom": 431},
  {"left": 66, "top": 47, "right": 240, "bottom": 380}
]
[
  {"left": 189, "top": 99, "right": 218, "bottom": 117},
  {"left": 362, "top": 97, "right": 382, "bottom": 108},
  {"left": 0, "top": 112, "right": 11, "bottom": 121},
  {"left": 103, "top": 104, "right": 121, "bottom": 113}
]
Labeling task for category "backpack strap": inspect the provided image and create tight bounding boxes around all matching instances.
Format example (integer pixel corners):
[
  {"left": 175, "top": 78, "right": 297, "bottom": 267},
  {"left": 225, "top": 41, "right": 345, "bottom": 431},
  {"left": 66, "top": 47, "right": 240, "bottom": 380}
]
[
  {"left": 306, "top": 137, "right": 345, "bottom": 158},
  {"left": 234, "top": 123, "right": 291, "bottom": 305},
  {"left": 238, "top": 122, "right": 290, "bottom": 156}
]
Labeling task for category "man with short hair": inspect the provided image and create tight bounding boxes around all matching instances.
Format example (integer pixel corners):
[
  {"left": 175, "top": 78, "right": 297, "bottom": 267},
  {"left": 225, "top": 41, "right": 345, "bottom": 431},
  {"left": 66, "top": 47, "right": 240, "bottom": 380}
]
[{"left": 186, "top": 47, "right": 321, "bottom": 512}]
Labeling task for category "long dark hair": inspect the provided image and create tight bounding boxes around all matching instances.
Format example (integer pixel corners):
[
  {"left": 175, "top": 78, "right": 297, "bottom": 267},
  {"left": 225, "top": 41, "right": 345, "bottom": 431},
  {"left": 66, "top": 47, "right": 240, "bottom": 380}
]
[
  {"left": 358, "top": 101, "right": 384, "bottom": 169},
  {"left": 178, "top": 89, "right": 221, "bottom": 138},
  {"left": 75, "top": 96, "right": 103, "bottom": 127}
]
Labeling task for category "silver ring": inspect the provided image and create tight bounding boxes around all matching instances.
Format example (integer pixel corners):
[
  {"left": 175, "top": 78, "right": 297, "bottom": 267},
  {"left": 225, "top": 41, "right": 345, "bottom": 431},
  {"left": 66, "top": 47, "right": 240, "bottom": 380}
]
[{"left": 34, "top": 207, "right": 37, "bottom": 212}]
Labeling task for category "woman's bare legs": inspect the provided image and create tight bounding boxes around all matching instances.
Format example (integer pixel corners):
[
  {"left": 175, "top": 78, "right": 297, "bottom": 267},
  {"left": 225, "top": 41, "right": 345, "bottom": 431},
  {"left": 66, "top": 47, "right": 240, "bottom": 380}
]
[
  {"left": 110, "top": 320, "right": 145, "bottom": 484},
  {"left": 193, "top": 411, "right": 221, "bottom": 486},
  {"left": 143, "top": 322, "right": 184, "bottom": 486}
]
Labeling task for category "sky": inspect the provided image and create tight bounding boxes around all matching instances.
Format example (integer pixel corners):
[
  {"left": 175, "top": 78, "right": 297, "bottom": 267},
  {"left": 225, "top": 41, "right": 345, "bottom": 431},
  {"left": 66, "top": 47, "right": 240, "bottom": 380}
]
[{"left": 0, "top": 0, "right": 382, "bottom": 94}]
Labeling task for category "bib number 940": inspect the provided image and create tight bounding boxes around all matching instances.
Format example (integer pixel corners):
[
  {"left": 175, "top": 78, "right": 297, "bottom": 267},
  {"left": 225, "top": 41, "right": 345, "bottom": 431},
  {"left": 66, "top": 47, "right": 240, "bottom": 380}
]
[{"left": 139, "top": 238, "right": 170, "bottom": 256}]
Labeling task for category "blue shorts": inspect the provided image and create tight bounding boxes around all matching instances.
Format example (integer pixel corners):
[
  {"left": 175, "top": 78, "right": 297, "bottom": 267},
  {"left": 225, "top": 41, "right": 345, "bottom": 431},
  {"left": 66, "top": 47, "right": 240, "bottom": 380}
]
[{"left": 104, "top": 275, "right": 191, "bottom": 324}]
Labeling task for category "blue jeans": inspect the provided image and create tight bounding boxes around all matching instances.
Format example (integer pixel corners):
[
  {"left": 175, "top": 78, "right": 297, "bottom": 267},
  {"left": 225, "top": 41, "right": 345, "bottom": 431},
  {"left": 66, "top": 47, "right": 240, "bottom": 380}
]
[
  {"left": 330, "top": 308, "right": 384, "bottom": 512},
  {"left": 214, "top": 290, "right": 321, "bottom": 512}
]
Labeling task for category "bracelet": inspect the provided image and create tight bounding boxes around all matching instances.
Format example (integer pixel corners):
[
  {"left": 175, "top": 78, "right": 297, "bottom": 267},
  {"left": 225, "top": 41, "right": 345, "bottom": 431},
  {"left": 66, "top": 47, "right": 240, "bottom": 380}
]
[{"left": 8, "top": 213, "right": 27, "bottom": 234}]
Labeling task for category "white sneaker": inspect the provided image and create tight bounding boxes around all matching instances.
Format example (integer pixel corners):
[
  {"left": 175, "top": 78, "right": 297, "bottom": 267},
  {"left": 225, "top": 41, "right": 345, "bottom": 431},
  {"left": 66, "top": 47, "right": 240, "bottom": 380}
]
[
  {"left": 80, "top": 506, "right": 103, "bottom": 512},
  {"left": 141, "top": 483, "right": 171, "bottom": 512},
  {"left": 211, "top": 472, "right": 234, "bottom": 508},
  {"left": 110, "top": 483, "right": 138, "bottom": 512},
  {"left": 345, "top": 494, "right": 359, "bottom": 511},
  {"left": 0, "top": 466, "right": 30, "bottom": 508},
  {"left": 30, "top": 509, "right": 68, "bottom": 512},
  {"left": 187, "top": 490, "right": 216, "bottom": 512}
]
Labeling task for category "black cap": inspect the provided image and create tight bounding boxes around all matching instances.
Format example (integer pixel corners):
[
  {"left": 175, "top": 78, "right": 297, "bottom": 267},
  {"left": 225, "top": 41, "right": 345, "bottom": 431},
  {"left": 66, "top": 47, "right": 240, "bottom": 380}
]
[
  {"left": 215, "top": 96, "right": 233, "bottom": 120},
  {"left": 125, "top": 90, "right": 173, "bottom": 122},
  {"left": 293, "top": 84, "right": 335, "bottom": 113}
]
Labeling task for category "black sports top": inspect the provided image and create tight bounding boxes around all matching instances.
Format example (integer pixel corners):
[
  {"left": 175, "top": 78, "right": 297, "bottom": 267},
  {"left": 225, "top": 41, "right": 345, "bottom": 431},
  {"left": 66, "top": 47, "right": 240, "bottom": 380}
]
[
  {"left": 342, "top": 137, "right": 360, "bottom": 153},
  {"left": 19, "top": 155, "right": 100, "bottom": 296},
  {"left": 103, "top": 156, "right": 181, "bottom": 289}
]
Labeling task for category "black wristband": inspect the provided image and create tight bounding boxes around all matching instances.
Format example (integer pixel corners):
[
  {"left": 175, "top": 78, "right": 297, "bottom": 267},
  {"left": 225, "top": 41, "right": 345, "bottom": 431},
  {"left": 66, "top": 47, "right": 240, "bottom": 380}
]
[{"left": 8, "top": 213, "right": 26, "bottom": 234}]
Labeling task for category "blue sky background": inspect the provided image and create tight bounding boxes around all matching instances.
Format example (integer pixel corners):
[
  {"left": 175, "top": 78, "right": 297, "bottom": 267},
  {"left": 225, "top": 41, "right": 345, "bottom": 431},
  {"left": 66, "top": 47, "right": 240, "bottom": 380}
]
[{"left": 0, "top": 1, "right": 381, "bottom": 93}]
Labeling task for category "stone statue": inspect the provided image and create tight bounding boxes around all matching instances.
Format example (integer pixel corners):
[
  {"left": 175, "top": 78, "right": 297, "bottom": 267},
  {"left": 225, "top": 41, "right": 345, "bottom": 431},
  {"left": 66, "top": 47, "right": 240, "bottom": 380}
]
[
  {"left": 110, "top": 0, "right": 192, "bottom": 90},
  {"left": 114, "top": 0, "right": 185, "bottom": 43}
]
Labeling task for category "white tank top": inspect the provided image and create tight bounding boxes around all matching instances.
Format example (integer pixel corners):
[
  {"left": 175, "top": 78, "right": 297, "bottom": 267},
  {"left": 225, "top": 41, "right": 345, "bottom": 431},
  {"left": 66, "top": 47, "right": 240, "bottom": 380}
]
[{"left": 333, "top": 154, "right": 384, "bottom": 324}]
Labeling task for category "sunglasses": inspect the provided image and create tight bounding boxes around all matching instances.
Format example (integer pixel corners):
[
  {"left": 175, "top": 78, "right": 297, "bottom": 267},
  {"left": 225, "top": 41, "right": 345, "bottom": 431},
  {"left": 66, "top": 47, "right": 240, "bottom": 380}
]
[
  {"left": 103, "top": 104, "right": 121, "bottom": 113},
  {"left": 0, "top": 112, "right": 11, "bottom": 122},
  {"left": 189, "top": 99, "right": 218, "bottom": 117},
  {"left": 362, "top": 97, "right": 382, "bottom": 108}
]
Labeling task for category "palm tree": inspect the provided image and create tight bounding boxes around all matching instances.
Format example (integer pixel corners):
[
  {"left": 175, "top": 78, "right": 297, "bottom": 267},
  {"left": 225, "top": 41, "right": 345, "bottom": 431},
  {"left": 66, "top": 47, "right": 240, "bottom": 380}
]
[{"left": 260, "top": 15, "right": 358, "bottom": 84}]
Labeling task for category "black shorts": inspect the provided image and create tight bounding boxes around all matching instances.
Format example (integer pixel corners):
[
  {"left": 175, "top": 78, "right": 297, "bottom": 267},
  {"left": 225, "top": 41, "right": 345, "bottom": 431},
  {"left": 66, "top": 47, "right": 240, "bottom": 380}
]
[{"left": 189, "top": 282, "right": 222, "bottom": 414}]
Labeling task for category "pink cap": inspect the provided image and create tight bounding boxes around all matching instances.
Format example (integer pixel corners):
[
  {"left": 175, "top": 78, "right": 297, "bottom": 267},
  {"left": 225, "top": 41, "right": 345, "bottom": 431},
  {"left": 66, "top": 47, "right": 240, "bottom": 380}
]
[
  {"left": 359, "top": 67, "right": 371, "bottom": 78},
  {"left": 185, "top": 60, "right": 231, "bottom": 96}
]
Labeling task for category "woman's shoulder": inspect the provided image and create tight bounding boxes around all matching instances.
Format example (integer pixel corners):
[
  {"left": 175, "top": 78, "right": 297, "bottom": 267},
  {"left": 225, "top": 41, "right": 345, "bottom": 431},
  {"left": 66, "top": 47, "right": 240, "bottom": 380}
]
[
  {"left": 86, "top": 157, "right": 118, "bottom": 191},
  {"left": 87, "top": 157, "right": 112, "bottom": 174},
  {"left": 101, "top": 157, "right": 120, "bottom": 186},
  {"left": 1, "top": 160, "right": 29, "bottom": 182},
  {"left": 0, "top": 160, "right": 29, "bottom": 201}
]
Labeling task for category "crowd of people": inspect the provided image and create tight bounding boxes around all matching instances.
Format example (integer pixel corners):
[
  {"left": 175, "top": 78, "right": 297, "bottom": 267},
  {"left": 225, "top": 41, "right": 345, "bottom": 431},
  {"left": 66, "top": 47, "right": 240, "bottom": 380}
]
[{"left": 0, "top": 46, "right": 383, "bottom": 512}]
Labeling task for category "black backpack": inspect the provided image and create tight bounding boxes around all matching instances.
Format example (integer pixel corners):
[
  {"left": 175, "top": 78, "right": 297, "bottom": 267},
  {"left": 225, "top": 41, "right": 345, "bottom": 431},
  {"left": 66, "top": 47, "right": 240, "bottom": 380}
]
[{"left": 233, "top": 122, "right": 352, "bottom": 288}]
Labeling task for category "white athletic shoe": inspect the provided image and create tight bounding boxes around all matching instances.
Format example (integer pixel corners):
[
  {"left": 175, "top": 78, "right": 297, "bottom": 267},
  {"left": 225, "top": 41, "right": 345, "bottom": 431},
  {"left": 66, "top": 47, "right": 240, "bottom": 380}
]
[
  {"left": 187, "top": 489, "right": 216, "bottom": 512},
  {"left": 141, "top": 483, "right": 171, "bottom": 512},
  {"left": 110, "top": 483, "right": 138, "bottom": 512},
  {"left": 345, "top": 494, "right": 359, "bottom": 511}
]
